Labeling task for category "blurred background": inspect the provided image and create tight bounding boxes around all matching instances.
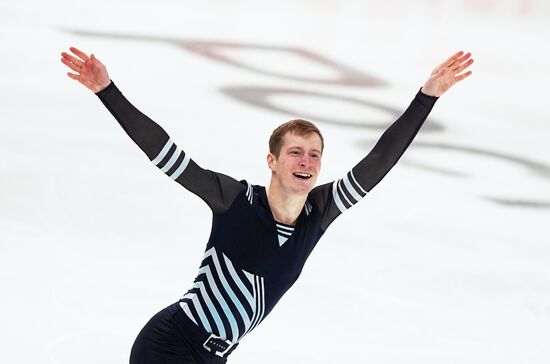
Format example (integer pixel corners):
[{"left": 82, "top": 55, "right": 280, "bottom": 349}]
[{"left": 1, "top": 0, "right": 549, "bottom": 363}]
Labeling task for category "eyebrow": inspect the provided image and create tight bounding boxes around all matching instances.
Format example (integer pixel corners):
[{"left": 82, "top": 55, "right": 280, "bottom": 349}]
[{"left": 287, "top": 146, "right": 322, "bottom": 154}]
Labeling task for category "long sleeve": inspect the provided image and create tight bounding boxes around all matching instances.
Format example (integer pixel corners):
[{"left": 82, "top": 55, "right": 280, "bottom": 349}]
[
  {"left": 96, "top": 81, "right": 245, "bottom": 214},
  {"left": 308, "top": 88, "right": 438, "bottom": 230}
]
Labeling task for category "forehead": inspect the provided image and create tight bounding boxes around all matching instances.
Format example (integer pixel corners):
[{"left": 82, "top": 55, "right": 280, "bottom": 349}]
[{"left": 281, "top": 132, "right": 322, "bottom": 150}]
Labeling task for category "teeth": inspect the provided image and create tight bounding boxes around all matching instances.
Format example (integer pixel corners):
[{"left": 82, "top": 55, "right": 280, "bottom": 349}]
[{"left": 293, "top": 172, "right": 312, "bottom": 178}]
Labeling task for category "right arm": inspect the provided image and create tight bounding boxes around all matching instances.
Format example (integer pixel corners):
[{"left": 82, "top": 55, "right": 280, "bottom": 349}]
[{"left": 61, "top": 47, "right": 245, "bottom": 213}]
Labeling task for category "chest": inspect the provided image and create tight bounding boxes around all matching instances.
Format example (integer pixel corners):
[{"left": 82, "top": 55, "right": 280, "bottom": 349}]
[{"left": 210, "top": 197, "right": 321, "bottom": 284}]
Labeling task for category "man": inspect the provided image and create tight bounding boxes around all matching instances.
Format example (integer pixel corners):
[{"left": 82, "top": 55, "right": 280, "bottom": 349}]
[{"left": 61, "top": 47, "right": 473, "bottom": 364}]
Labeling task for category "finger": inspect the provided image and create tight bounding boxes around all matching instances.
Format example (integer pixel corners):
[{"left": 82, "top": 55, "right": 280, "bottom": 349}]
[
  {"left": 449, "top": 52, "right": 472, "bottom": 69},
  {"left": 90, "top": 54, "right": 105, "bottom": 68},
  {"left": 69, "top": 47, "right": 90, "bottom": 62},
  {"left": 61, "top": 57, "right": 82, "bottom": 73},
  {"left": 67, "top": 72, "right": 80, "bottom": 80},
  {"left": 61, "top": 52, "right": 85, "bottom": 68},
  {"left": 441, "top": 51, "right": 464, "bottom": 68},
  {"left": 454, "top": 70, "right": 472, "bottom": 82},
  {"left": 453, "top": 58, "right": 474, "bottom": 74}
]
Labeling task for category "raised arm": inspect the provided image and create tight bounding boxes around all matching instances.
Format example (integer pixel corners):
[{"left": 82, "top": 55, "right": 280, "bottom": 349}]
[
  {"left": 60, "top": 47, "right": 245, "bottom": 213},
  {"left": 311, "top": 51, "right": 474, "bottom": 229}
]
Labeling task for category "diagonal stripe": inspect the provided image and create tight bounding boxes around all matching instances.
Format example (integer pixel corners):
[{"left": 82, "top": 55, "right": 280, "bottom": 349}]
[
  {"left": 181, "top": 292, "right": 212, "bottom": 333},
  {"left": 170, "top": 153, "right": 190, "bottom": 180},
  {"left": 243, "top": 276, "right": 260, "bottom": 337},
  {"left": 332, "top": 180, "right": 347, "bottom": 213},
  {"left": 204, "top": 249, "right": 254, "bottom": 338},
  {"left": 151, "top": 139, "right": 173, "bottom": 165},
  {"left": 304, "top": 202, "right": 312, "bottom": 215},
  {"left": 350, "top": 170, "right": 368, "bottom": 194},
  {"left": 160, "top": 147, "right": 181, "bottom": 172},
  {"left": 246, "top": 183, "right": 253, "bottom": 204},
  {"left": 242, "top": 270, "right": 255, "bottom": 286},
  {"left": 198, "top": 264, "right": 242, "bottom": 341},
  {"left": 337, "top": 180, "right": 353, "bottom": 207},
  {"left": 179, "top": 301, "right": 198, "bottom": 325},
  {"left": 222, "top": 254, "right": 254, "bottom": 307},
  {"left": 342, "top": 173, "right": 363, "bottom": 202},
  {"left": 193, "top": 281, "right": 226, "bottom": 339}
]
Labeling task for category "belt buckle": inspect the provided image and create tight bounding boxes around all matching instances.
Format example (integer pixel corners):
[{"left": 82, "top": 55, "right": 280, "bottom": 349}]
[{"left": 203, "top": 334, "right": 235, "bottom": 357}]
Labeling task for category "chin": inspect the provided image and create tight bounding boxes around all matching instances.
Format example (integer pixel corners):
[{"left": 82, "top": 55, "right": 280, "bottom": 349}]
[
  {"left": 297, "top": 186, "right": 311, "bottom": 194},
  {"left": 292, "top": 182, "right": 315, "bottom": 195}
]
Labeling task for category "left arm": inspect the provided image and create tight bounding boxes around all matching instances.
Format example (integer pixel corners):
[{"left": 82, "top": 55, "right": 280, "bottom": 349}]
[{"left": 311, "top": 51, "right": 474, "bottom": 229}]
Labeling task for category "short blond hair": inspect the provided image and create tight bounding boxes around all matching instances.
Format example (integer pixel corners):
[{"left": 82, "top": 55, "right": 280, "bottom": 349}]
[{"left": 269, "top": 119, "right": 324, "bottom": 158}]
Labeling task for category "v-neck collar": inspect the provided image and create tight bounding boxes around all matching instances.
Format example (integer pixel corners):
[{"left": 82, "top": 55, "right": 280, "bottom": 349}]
[{"left": 259, "top": 186, "right": 307, "bottom": 247}]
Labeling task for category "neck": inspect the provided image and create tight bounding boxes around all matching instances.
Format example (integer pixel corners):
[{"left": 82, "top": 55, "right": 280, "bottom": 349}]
[{"left": 266, "top": 183, "right": 307, "bottom": 226}]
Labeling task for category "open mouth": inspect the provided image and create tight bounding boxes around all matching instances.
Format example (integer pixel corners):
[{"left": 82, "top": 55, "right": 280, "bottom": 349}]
[{"left": 293, "top": 172, "right": 312, "bottom": 180}]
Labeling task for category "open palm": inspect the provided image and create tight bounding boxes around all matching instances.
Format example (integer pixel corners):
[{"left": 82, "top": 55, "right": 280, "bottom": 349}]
[
  {"left": 61, "top": 47, "right": 111, "bottom": 93},
  {"left": 421, "top": 51, "right": 474, "bottom": 97}
]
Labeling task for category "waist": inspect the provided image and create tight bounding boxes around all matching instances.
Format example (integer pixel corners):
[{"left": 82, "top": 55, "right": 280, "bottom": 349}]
[{"left": 168, "top": 302, "right": 239, "bottom": 358}]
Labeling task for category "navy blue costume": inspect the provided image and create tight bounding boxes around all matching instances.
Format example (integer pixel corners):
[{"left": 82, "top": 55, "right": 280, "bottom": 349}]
[{"left": 96, "top": 82, "right": 438, "bottom": 363}]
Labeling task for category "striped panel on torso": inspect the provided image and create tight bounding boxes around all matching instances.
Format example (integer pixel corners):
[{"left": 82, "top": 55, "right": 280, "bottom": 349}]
[{"left": 179, "top": 247, "right": 265, "bottom": 342}]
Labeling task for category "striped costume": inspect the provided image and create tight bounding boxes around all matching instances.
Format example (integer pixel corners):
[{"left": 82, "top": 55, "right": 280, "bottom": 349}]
[{"left": 97, "top": 81, "right": 437, "bottom": 358}]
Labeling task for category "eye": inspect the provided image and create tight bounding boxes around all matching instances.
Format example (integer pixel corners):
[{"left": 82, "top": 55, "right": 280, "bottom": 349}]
[{"left": 290, "top": 150, "right": 300, "bottom": 155}]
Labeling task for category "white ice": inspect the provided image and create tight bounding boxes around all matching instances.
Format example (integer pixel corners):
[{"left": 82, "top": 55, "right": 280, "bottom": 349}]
[{"left": 1, "top": 1, "right": 549, "bottom": 363}]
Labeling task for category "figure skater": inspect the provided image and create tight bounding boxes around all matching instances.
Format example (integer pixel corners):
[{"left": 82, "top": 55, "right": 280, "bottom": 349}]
[{"left": 61, "top": 46, "right": 473, "bottom": 364}]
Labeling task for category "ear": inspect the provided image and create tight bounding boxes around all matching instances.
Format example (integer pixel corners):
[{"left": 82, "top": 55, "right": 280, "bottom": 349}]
[{"left": 267, "top": 152, "right": 277, "bottom": 172}]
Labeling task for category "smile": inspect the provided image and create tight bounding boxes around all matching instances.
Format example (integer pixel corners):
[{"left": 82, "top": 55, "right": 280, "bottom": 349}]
[{"left": 293, "top": 172, "right": 312, "bottom": 179}]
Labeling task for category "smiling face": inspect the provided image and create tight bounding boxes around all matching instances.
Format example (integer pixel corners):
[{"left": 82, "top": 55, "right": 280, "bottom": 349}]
[{"left": 267, "top": 131, "right": 323, "bottom": 196}]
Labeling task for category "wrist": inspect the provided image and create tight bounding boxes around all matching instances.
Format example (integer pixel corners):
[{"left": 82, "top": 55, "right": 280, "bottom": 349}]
[
  {"left": 94, "top": 80, "right": 113, "bottom": 95},
  {"left": 420, "top": 86, "right": 439, "bottom": 98}
]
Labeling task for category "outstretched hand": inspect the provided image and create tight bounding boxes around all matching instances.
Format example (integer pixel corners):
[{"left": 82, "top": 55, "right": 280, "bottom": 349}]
[
  {"left": 61, "top": 47, "right": 111, "bottom": 93},
  {"left": 421, "top": 51, "right": 474, "bottom": 97}
]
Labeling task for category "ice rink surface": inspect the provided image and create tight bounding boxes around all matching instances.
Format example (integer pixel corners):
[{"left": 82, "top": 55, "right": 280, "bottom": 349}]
[{"left": 1, "top": 0, "right": 549, "bottom": 363}]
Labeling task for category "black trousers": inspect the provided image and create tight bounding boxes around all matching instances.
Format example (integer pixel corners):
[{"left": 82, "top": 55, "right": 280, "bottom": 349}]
[{"left": 130, "top": 303, "right": 228, "bottom": 364}]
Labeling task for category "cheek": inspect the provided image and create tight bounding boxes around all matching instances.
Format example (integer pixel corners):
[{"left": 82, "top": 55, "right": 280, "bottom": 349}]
[
  {"left": 312, "top": 159, "right": 321, "bottom": 171},
  {"left": 288, "top": 156, "right": 301, "bottom": 166}
]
